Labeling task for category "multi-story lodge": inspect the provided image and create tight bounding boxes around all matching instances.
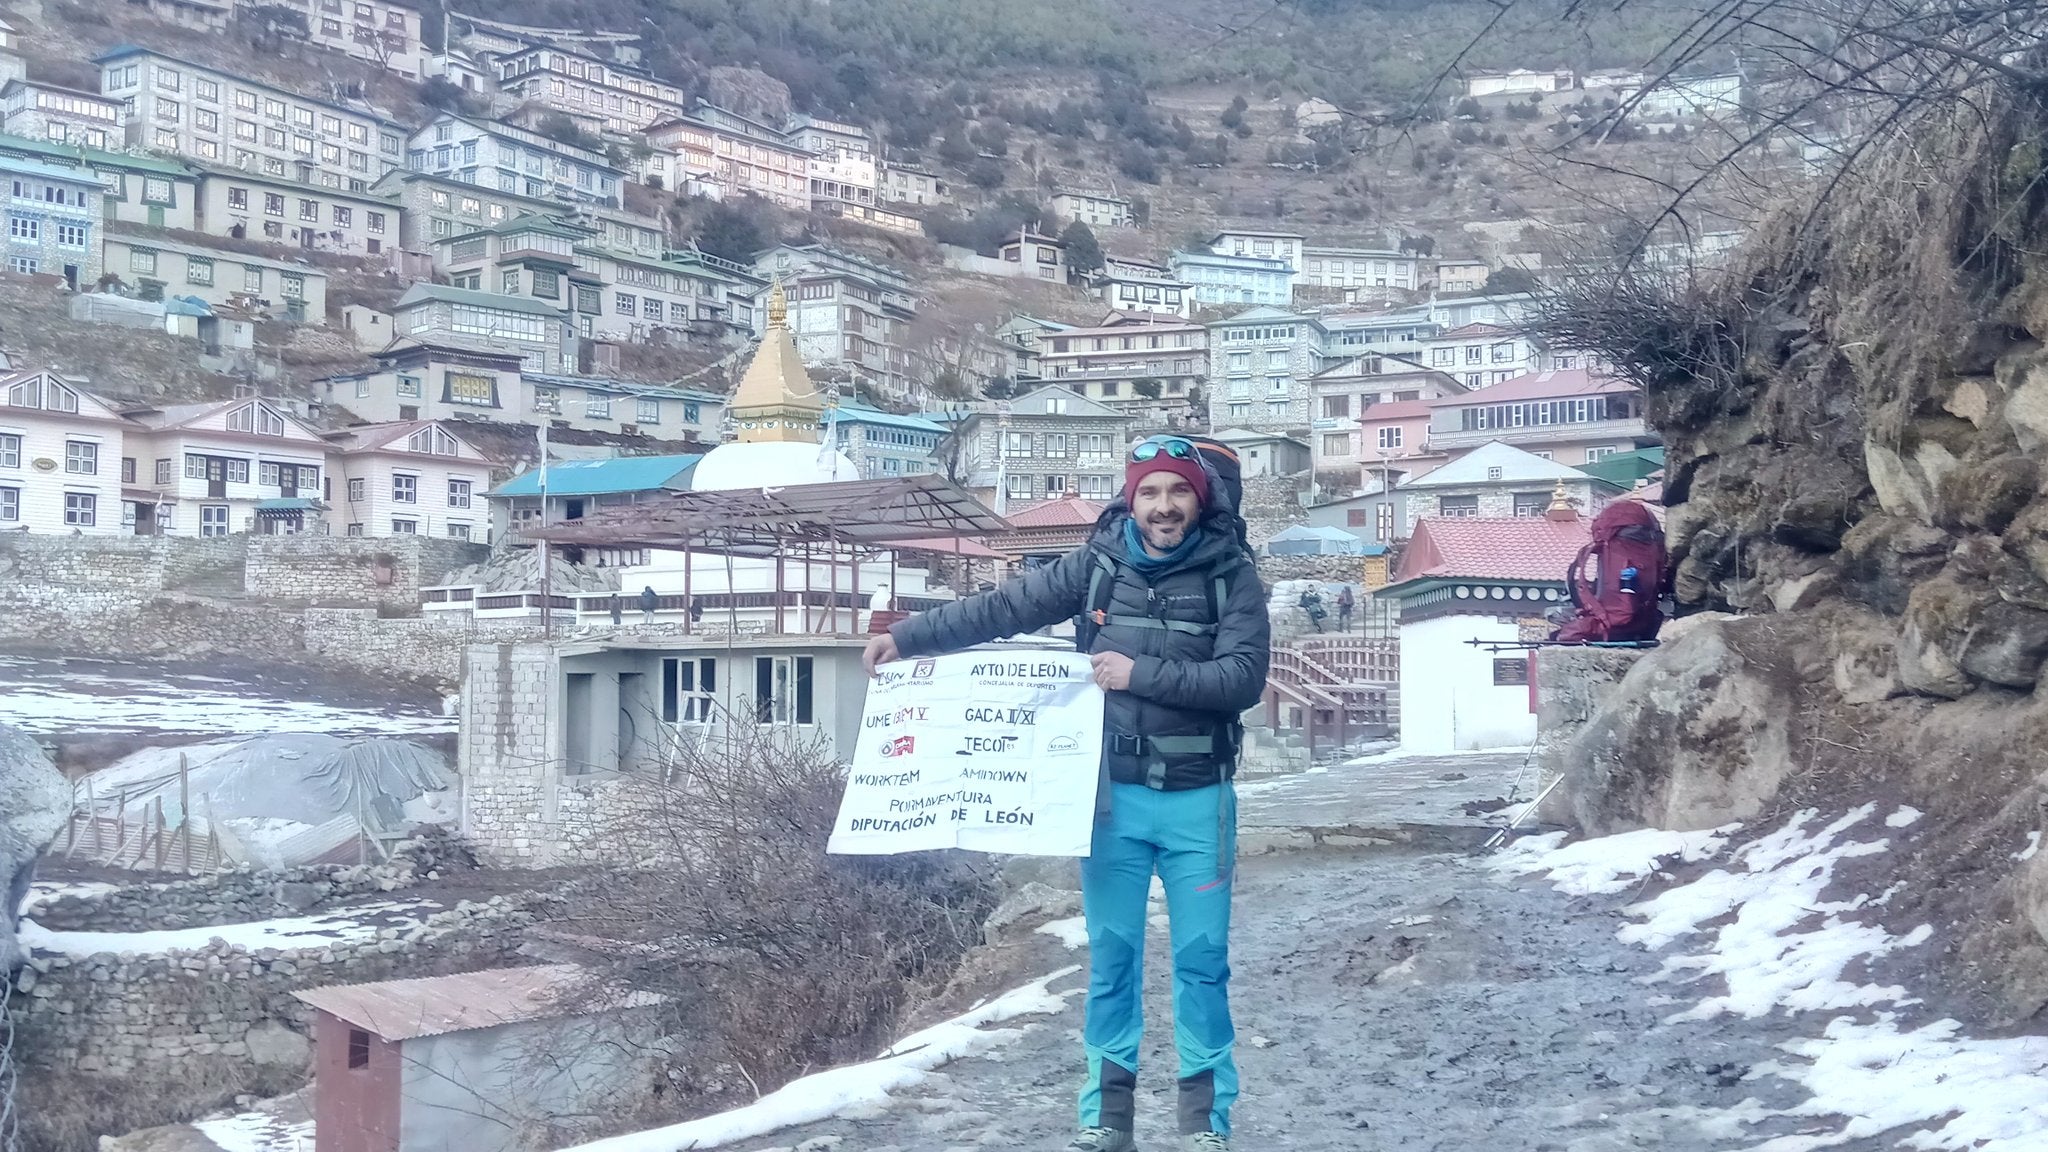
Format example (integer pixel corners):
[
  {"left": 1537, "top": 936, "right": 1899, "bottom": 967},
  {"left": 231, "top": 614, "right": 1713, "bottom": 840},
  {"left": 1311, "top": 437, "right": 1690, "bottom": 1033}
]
[
  {"left": 494, "top": 42, "right": 686, "bottom": 134},
  {"left": 321, "top": 337, "right": 724, "bottom": 443},
  {"left": 752, "top": 243, "right": 919, "bottom": 401},
  {"left": 1205, "top": 306, "right": 1323, "bottom": 429},
  {"left": 828, "top": 405, "right": 944, "bottom": 478},
  {"left": 1423, "top": 368, "right": 1654, "bottom": 466},
  {"left": 437, "top": 213, "right": 754, "bottom": 343},
  {"left": 125, "top": 396, "right": 335, "bottom": 538},
  {"left": 405, "top": 114, "right": 626, "bottom": 208},
  {"left": 1098, "top": 257, "right": 1193, "bottom": 318},
  {"left": 0, "top": 79, "right": 126, "bottom": 150},
  {"left": 1171, "top": 249, "right": 1295, "bottom": 308},
  {"left": 942, "top": 385, "right": 1135, "bottom": 509},
  {"left": 0, "top": 154, "right": 103, "bottom": 287},
  {"left": 392, "top": 282, "right": 574, "bottom": 374},
  {"left": 289, "top": 0, "right": 428, "bottom": 78},
  {"left": 0, "top": 370, "right": 131, "bottom": 535},
  {"left": 1037, "top": 314, "right": 1207, "bottom": 425},
  {"left": 101, "top": 235, "right": 329, "bottom": 323},
  {"left": 1052, "top": 189, "right": 1135, "bottom": 229},
  {"left": 644, "top": 107, "right": 810, "bottom": 210},
  {"left": 1301, "top": 246, "right": 1421, "bottom": 292},
  {"left": 96, "top": 47, "right": 407, "bottom": 187},
  {"left": 0, "top": 132, "right": 201, "bottom": 231},
  {"left": 193, "top": 164, "right": 400, "bottom": 255},
  {"left": 1308, "top": 354, "right": 1468, "bottom": 475},
  {"left": 325, "top": 419, "right": 494, "bottom": 540},
  {"left": 1419, "top": 323, "right": 1539, "bottom": 389}
]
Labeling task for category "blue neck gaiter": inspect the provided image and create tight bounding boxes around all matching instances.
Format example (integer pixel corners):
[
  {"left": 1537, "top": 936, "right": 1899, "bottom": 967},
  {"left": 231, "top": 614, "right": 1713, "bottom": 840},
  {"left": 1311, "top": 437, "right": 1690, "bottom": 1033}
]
[{"left": 1123, "top": 518, "right": 1204, "bottom": 574}]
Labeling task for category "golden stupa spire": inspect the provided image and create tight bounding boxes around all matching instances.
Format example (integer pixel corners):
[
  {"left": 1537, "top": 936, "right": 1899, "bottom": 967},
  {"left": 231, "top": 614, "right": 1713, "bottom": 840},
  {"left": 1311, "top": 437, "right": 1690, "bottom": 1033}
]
[{"left": 728, "top": 277, "right": 821, "bottom": 444}]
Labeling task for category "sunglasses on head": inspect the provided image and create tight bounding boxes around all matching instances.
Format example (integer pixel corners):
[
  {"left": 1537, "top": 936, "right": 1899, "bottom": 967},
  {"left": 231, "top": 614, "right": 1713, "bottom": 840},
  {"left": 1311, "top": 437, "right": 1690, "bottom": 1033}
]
[{"left": 1129, "top": 437, "right": 1196, "bottom": 462}]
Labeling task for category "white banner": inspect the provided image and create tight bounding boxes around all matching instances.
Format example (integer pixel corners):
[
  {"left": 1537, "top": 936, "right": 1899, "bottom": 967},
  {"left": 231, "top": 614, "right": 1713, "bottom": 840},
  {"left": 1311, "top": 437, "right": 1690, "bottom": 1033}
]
[{"left": 827, "top": 651, "right": 1104, "bottom": 857}]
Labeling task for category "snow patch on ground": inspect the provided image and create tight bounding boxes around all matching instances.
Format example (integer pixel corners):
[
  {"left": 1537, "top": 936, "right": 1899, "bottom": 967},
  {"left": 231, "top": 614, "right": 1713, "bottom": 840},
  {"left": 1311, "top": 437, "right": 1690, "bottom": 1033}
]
[
  {"left": 556, "top": 967, "right": 1083, "bottom": 1152},
  {"left": 1511, "top": 807, "right": 2048, "bottom": 1150},
  {"left": 1494, "top": 825, "right": 1739, "bottom": 896},
  {"left": 1035, "top": 916, "right": 1090, "bottom": 950},
  {"left": 18, "top": 899, "right": 437, "bottom": 957},
  {"left": 193, "top": 1112, "right": 314, "bottom": 1152},
  {"left": 1884, "top": 806, "right": 1923, "bottom": 828},
  {"left": 2018, "top": 831, "right": 2042, "bottom": 862}
]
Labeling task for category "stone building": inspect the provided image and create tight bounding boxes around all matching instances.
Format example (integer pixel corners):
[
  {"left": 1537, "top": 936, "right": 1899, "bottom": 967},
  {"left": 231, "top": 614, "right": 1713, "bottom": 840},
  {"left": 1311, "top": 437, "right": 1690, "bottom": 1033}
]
[
  {"left": 405, "top": 114, "right": 625, "bottom": 209},
  {"left": 1395, "top": 440, "right": 1622, "bottom": 532},
  {"left": 1205, "top": 305, "right": 1324, "bottom": 431},
  {"left": 192, "top": 165, "right": 400, "bottom": 255},
  {"left": 0, "top": 79, "right": 126, "bottom": 150},
  {"left": 0, "top": 132, "right": 199, "bottom": 232},
  {"left": 392, "top": 282, "right": 574, "bottom": 374},
  {"left": 95, "top": 47, "right": 406, "bottom": 186},
  {"left": 101, "top": 235, "right": 329, "bottom": 323},
  {"left": 0, "top": 153, "right": 102, "bottom": 286},
  {"left": 944, "top": 383, "right": 1134, "bottom": 509},
  {"left": 1037, "top": 313, "right": 1208, "bottom": 427}
]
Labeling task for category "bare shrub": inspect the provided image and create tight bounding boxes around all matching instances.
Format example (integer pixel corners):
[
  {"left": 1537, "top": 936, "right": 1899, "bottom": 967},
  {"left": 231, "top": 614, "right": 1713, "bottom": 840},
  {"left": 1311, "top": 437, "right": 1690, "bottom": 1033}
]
[{"left": 558, "top": 716, "right": 1000, "bottom": 1110}]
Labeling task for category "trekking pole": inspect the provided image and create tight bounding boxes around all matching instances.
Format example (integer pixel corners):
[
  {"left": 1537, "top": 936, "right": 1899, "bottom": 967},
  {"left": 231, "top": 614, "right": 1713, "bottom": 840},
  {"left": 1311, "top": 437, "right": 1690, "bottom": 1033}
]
[{"left": 1485, "top": 775, "right": 1564, "bottom": 851}]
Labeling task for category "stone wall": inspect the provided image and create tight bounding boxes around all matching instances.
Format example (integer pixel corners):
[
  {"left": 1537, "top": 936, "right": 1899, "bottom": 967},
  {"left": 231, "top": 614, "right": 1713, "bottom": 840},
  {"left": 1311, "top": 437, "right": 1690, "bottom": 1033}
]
[
  {"left": 10, "top": 895, "right": 542, "bottom": 1073},
  {"left": 1259, "top": 554, "right": 1375, "bottom": 585},
  {"left": 0, "top": 536, "right": 535, "bottom": 687},
  {"left": 303, "top": 609, "right": 541, "bottom": 686},
  {"left": 244, "top": 536, "right": 486, "bottom": 606},
  {"left": 0, "top": 534, "right": 245, "bottom": 594},
  {"left": 26, "top": 835, "right": 471, "bottom": 933},
  {"left": 1240, "top": 474, "right": 1310, "bottom": 543}
]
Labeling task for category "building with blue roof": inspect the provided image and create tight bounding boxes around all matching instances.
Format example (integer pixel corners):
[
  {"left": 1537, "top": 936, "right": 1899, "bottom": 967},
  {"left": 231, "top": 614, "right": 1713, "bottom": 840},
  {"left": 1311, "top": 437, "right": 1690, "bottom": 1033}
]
[
  {"left": 0, "top": 149, "right": 102, "bottom": 287},
  {"left": 487, "top": 453, "right": 702, "bottom": 539},
  {"left": 827, "top": 405, "right": 945, "bottom": 478}
]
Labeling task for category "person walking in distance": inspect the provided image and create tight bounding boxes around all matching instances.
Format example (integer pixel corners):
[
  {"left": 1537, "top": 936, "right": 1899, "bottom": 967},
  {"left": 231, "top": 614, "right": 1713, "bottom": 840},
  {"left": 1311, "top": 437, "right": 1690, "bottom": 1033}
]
[
  {"left": 865, "top": 435, "right": 1271, "bottom": 1151},
  {"left": 1336, "top": 584, "right": 1355, "bottom": 633}
]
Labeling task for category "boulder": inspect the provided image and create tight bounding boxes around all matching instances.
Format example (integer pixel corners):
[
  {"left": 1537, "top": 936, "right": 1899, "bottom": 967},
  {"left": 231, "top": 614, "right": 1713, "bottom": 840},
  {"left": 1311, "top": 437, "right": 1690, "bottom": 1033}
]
[
  {"left": 1940, "top": 453, "right": 2040, "bottom": 534},
  {"left": 2006, "top": 360, "right": 2048, "bottom": 453},
  {"left": 1960, "top": 601, "right": 2048, "bottom": 687},
  {"left": 1547, "top": 615, "right": 1806, "bottom": 833},
  {"left": 1898, "top": 571, "right": 1987, "bottom": 698},
  {"left": 243, "top": 1020, "right": 313, "bottom": 1068},
  {"left": 1, "top": 724, "right": 68, "bottom": 974}
]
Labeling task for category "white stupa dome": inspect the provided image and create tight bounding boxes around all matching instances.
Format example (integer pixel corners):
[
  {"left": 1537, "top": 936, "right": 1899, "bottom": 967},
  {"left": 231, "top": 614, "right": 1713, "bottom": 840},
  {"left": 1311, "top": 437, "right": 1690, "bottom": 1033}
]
[{"left": 690, "top": 440, "right": 861, "bottom": 492}]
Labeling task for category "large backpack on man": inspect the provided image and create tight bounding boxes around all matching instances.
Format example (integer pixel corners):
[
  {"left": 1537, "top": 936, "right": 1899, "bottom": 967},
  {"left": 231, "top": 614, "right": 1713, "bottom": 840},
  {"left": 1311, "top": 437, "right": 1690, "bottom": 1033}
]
[{"left": 1552, "top": 501, "right": 1667, "bottom": 643}]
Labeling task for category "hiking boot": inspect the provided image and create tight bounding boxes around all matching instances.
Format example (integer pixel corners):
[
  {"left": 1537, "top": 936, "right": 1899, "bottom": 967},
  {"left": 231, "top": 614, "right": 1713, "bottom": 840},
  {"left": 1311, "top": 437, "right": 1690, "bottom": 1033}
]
[
  {"left": 1183, "top": 1134, "right": 1230, "bottom": 1152},
  {"left": 1065, "top": 1128, "right": 1137, "bottom": 1152}
]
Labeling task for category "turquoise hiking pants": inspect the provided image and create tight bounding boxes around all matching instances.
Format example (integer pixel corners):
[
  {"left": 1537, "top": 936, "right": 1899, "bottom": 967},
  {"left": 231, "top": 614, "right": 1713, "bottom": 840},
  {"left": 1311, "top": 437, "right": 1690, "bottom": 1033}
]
[{"left": 1077, "top": 781, "right": 1238, "bottom": 1137}]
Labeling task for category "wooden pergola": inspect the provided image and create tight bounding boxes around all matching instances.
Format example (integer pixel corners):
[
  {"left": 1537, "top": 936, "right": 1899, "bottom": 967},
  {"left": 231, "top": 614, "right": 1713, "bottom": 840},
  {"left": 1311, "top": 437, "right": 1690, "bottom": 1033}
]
[{"left": 526, "top": 475, "right": 1011, "bottom": 635}]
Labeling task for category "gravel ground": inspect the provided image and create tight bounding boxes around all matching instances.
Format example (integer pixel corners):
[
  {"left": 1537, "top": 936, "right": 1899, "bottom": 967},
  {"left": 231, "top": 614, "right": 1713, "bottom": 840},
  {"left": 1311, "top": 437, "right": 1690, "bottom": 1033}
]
[{"left": 748, "top": 847, "right": 1895, "bottom": 1152}]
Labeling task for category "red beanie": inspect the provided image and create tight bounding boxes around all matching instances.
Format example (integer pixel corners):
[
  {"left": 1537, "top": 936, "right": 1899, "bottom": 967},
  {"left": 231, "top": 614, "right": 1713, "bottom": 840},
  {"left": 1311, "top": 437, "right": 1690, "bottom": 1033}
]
[{"left": 1125, "top": 452, "right": 1209, "bottom": 507}]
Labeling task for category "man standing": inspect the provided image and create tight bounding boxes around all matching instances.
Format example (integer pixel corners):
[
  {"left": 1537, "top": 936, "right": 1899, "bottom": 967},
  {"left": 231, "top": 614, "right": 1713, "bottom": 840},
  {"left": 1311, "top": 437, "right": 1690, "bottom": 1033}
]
[
  {"left": 864, "top": 436, "right": 1270, "bottom": 1151},
  {"left": 1336, "top": 584, "right": 1355, "bottom": 633},
  {"left": 638, "top": 584, "right": 659, "bottom": 625}
]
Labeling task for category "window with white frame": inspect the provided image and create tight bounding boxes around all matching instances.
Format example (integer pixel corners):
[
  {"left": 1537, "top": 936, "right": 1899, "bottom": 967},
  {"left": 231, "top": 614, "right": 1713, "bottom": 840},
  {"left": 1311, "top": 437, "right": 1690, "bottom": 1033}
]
[
  {"left": 64, "top": 440, "right": 97, "bottom": 475},
  {"left": 392, "top": 474, "right": 417, "bottom": 503},
  {"left": 391, "top": 518, "right": 417, "bottom": 534},
  {"left": 1377, "top": 426, "right": 1403, "bottom": 450},
  {"left": 154, "top": 458, "right": 171, "bottom": 484},
  {"left": 347, "top": 477, "right": 365, "bottom": 502},
  {"left": 0, "top": 486, "right": 15, "bottom": 521},
  {"left": 1006, "top": 474, "right": 1032, "bottom": 500},
  {"left": 447, "top": 479, "right": 471, "bottom": 508},
  {"left": 446, "top": 523, "right": 471, "bottom": 541},
  {"left": 1003, "top": 431, "right": 1032, "bottom": 457},
  {"left": 0, "top": 434, "right": 17, "bottom": 469},
  {"left": 636, "top": 398, "right": 659, "bottom": 423},
  {"left": 199, "top": 505, "right": 230, "bottom": 536}
]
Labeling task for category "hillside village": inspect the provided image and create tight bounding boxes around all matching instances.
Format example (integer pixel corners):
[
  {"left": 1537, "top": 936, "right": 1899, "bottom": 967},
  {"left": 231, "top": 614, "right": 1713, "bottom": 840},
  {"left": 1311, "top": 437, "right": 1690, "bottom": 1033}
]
[{"left": 15, "top": 1, "right": 2046, "bottom": 1152}]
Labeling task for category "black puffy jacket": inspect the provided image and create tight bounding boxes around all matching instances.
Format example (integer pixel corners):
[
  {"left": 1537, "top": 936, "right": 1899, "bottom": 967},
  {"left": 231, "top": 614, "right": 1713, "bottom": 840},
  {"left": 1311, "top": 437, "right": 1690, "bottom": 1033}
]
[{"left": 890, "top": 510, "right": 1271, "bottom": 791}]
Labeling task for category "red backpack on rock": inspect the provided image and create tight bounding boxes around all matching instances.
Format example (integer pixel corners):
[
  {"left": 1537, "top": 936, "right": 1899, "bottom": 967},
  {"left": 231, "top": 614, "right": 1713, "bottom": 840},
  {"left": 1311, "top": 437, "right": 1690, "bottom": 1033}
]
[{"left": 1553, "top": 501, "right": 1666, "bottom": 643}]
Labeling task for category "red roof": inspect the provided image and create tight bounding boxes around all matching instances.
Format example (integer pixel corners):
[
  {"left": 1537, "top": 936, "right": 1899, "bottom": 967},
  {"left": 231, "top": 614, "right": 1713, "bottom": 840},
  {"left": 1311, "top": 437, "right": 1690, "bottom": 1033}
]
[
  {"left": 1426, "top": 368, "right": 1634, "bottom": 407},
  {"left": 1393, "top": 514, "right": 1591, "bottom": 584},
  {"left": 1360, "top": 399, "right": 1433, "bottom": 422},
  {"left": 1005, "top": 494, "right": 1106, "bottom": 528}
]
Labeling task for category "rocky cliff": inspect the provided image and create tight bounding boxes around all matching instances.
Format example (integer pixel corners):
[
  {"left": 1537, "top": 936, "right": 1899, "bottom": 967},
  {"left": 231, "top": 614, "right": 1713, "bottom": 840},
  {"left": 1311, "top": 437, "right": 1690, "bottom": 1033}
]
[
  {"left": 2, "top": 725, "right": 69, "bottom": 974},
  {"left": 1539, "top": 96, "right": 2048, "bottom": 1022}
]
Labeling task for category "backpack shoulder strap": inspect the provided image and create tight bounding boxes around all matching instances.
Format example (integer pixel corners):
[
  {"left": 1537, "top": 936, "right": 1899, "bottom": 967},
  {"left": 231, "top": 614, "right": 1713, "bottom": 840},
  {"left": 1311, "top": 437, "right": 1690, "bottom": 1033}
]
[{"left": 1075, "top": 549, "right": 1118, "bottom": 652}]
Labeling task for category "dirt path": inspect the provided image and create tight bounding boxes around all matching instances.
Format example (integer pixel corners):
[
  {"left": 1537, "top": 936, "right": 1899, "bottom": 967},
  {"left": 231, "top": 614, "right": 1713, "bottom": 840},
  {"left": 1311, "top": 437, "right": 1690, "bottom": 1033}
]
[{"left": 750, "top": 846, "right": 1890, "bottom": 1152}]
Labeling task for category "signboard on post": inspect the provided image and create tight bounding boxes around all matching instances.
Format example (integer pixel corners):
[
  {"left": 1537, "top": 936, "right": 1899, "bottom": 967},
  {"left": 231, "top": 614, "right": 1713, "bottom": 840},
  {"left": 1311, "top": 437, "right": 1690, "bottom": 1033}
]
[{"left": 827, "top": 651, "right": 1104, "bottom": 857}]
